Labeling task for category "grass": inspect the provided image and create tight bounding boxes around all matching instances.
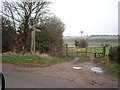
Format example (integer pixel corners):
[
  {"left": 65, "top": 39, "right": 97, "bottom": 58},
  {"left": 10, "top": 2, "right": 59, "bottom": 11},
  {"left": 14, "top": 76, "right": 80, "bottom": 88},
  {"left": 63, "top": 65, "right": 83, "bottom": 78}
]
[
  {"left": 68, "top": 47, "right": 110, "bottom": 56},
  {"left": 104, "top": 62, "right": 120, "bottom": 77},
  {"left": 96, "top": 57, "right": 120, "bottom": 77},
  {"left": 3, "top": 43, "right": 119, "bottom": 77},
  {"left": 2, "top": 54, "right": 74, "bottom": 67},
  {"left": 88, "top": 42, "right": 118, "bottom": 47},
  {"left": 68, "top": 47, "right": 91, "bottom": 62},
  {"left": 2, "top": 50, "right": 90, "bottom": 67},
  {"left": 76, "top": 53, "right": 91, "bottom": 63},
  {"left": 65, "top": 41, "right": 118, "bottom": 47},
  {"left": 68, "top": 46, "right": 120, "bottom": 77}
]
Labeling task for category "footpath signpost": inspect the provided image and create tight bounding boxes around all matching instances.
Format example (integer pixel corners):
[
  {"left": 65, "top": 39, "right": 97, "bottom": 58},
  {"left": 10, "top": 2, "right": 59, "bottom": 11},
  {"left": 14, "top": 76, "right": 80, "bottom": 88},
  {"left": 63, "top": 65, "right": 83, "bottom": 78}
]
[{"left": 29, "top": 21, "right": 41, "bottom": 54}]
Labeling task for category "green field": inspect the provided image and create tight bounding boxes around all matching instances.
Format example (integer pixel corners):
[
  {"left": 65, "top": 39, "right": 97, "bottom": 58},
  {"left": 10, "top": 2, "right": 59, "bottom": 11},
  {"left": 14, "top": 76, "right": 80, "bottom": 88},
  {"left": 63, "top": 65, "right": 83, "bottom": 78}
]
[
  {"left": 68, "top": 46, "right": 110, "bottom": 56},
  {"left": 65, "top": 41, "right": 118, "bottom": 47}
]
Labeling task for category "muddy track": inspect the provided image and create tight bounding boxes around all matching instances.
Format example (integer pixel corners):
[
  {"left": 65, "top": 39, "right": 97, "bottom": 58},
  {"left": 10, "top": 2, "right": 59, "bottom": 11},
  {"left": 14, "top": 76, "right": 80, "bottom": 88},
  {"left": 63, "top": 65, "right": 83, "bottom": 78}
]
[{"left": 3, "top": 57, "right": 118, "bottom": 88}]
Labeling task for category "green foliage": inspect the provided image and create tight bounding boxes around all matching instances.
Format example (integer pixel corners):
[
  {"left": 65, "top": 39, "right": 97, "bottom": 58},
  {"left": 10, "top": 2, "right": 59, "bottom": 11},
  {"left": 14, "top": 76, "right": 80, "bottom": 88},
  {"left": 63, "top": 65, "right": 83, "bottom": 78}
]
[
  {"left": 74, "top": 40, "right": 80, "bottom": 47},
  {"left": 101, "top": 43, "right": 109, "bottom": 47},
  {"left": 99, "top": 60, "right": 120, "bottom": 77},
  {"left": 79, "top": 39, "right": 88, "bottom": 48},
  {"left": 2, "top": 1, "right": 52, "bottom": 52},
  {"left": 2, "top": 54, "right": 73, "bottom": 67},
  {"left": 36, "top": 16, "right": 65, "bottom": 57},
  {"left": 109, "top": 46, "right": 120, "bottom": 63},
  {"left": 2, "top": 14, "right": 65, "bottom": 57},
  {"left": 74, "top": 39, "right": 88, "bottom": 48},
  {"left": 36, "top": 28, "right": 50, "bottom": 53},
  {"left": 2, "top": 17, "right": 17, "bottom": 52}
]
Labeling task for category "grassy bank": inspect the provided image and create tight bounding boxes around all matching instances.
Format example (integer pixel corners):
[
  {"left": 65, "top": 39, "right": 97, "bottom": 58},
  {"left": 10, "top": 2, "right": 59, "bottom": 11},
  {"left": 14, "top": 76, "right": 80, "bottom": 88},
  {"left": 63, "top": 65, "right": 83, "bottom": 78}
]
[
  {"left": 2, "top": 54, "right": 76, "bottom": 67},
  {"left": 103, "top": 62, "right": 120, "bottom": 77},
  {"left": 96, "top": 57, "right": 120, "bottom": 77}
]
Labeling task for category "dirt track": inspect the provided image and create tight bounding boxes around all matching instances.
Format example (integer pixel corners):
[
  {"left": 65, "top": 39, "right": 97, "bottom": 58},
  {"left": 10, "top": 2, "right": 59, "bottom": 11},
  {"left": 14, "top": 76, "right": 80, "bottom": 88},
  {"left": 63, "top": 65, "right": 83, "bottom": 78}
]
[{"left": 3, "top": 57, "right": 118, "bottom": 88}]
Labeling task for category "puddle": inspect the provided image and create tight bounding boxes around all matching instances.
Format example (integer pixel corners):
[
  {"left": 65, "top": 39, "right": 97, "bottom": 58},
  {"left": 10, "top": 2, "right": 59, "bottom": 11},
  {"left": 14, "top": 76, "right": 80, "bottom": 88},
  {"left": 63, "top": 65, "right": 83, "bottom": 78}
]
[
  {"left": 91, "top": 67, "right": 103, "bottom": 73},
  {"left": 73, "top": 66, "right": 82, "bottom": 70},
  {"left": 74, "top": 57, "right": 80, "bottom": 60}
]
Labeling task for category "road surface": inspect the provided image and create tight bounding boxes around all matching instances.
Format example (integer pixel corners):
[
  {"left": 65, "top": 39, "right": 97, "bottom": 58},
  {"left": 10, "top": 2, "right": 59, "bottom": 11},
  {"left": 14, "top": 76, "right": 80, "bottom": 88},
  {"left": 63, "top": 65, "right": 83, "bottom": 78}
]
[
  {"left": 2, "top": 57, "right": 118, "bottom": 88},
  {"left": 3, "top": 67, "right": 82, "bottom": 88}
]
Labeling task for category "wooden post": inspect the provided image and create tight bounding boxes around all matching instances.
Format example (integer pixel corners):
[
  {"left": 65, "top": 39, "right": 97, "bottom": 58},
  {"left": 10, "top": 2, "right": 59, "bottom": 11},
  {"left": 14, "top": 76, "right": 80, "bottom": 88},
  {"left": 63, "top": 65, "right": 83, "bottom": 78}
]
[
  {"left": 86, "top": 48, "right": 87, "bottom": 56},
  {"left": 31, "top": 31, "right": 34, "bottom": 54},
  {"left": 63, "top": 45, "right": 65, "bottom": 56},
  {"left": 65, "top": 44, "right": 68, "bottom": 56},
  {"left": 30, "top": 23, "right": 41, "bottom": 55},
  {"left": 94, "top": 47, "right": 96, "bottom": 58},
  {"left": 103, "top": 46, "right": 106, "bottom": 57},
  {"left": 33, "top": 30, "right": 35, "bottom": 53},
  {"left": 95, "top": 53, "right": 96, "bottom": 58}
]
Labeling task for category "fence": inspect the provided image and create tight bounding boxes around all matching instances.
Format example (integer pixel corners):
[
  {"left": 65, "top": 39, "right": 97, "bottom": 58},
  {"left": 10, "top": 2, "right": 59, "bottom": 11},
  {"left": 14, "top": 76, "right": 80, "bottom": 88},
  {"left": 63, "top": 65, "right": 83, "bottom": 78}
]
[{"left": 64, "top": 44, "right": 109, "bottom": 58}]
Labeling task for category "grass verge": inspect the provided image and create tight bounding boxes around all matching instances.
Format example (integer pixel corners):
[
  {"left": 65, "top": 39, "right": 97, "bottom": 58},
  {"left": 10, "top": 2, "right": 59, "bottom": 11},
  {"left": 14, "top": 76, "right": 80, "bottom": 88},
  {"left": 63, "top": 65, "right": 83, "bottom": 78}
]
[
  {"left": 2, "top": 54, "right": 78, "bottom": 67},
  {"left": 96, "top": 57, "right": 120, "bottom": 77}
]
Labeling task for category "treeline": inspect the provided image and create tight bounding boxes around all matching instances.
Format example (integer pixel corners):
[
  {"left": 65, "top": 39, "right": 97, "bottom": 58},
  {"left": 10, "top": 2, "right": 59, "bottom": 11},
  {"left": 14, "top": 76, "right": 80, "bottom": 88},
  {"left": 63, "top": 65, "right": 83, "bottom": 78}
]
[
  {"left": 89, "top": 35, "right": 118, "bottom": 37},
  {"left": 86, "top": 39, "right": 118, "bottom": 42},
  {"left": 64, "top": 37, "right": 118, "bottom": 43},
  {"left": 65, "top": 35, "right": 118, "bottom": 37},
  {"left": 2, "top": 0, "right": 65, "bottom": 57}
]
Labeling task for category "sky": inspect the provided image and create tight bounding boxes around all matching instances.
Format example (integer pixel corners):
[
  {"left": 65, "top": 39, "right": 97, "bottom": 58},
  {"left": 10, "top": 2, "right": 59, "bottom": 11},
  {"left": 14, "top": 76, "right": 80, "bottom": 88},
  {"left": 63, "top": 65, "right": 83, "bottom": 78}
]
[
  {"left": 0, "top": 0, "right": 119, "bottom": 36},
  {"left": 51, "top": 0, "right": 119, "bottom": 36}
]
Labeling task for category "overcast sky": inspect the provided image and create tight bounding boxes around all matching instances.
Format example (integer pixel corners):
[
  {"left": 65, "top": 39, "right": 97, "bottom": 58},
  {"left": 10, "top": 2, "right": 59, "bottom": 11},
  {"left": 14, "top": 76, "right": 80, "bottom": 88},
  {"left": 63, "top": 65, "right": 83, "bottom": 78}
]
[
  {"left": 0, "top": 0, "right": 119, "bottom": 36},
  {"left": 51, "top": 0, "right": 119, "bottom": 36}
]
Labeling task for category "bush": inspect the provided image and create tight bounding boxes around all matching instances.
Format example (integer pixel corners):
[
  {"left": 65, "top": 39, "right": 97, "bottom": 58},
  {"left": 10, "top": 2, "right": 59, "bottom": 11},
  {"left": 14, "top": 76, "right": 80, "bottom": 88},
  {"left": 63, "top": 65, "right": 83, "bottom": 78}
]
[
  {"left": 101, "top": 43, "right": 109, "bottom": 47},
  {"left": 74, "top": 39, "right": 88, "bottom": 48},
  {"left": 109, "top": 46, "right": 120, "bottom": 63},
  {"left": 36, "top": 16, "right": 65, "bottom": 57},
  {"left": 74, "top": 40, "right": 80, "bottom": 47},
  {"left": 79, "top": 39, "right": 88, "bottom": 48}
]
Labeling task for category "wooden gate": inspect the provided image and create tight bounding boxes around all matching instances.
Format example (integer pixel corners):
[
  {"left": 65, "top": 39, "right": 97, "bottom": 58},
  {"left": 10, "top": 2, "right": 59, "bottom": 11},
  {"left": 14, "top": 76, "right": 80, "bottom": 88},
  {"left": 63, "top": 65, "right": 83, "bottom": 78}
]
[{"left": 66, "top": 45, "right": 108, "bottom": 58}]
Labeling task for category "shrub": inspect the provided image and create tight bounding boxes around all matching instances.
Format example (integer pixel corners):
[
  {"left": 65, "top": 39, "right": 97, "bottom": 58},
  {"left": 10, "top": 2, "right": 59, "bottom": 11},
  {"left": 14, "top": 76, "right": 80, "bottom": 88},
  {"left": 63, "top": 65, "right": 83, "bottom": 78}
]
[
  {"left": 79, "top": 39, "right": 88, "bottom": 48},
  {"left": 74, "top": 40, "right": 80, "bottom": 47},
  {"left": 109, "top": 46, "right": 120, "bottom": 63},
  {"left": 101, "top": 43, "right": 109, "bottom": 47},
  {"left": 101, "top": 43, "right": 104, "bottom": 47},
  {"left": 74, "top": 39, "right": 88, "bottom": 48},
  {"left": 36, "top": 16, "right": 65, "bottom": 57}
]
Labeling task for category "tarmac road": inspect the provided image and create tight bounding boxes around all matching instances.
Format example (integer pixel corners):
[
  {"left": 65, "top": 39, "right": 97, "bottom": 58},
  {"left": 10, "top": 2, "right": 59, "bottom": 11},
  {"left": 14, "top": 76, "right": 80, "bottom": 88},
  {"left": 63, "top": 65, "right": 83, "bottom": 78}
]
[{"left": 2, "top": 67, "right": 82, "bottom": 88}]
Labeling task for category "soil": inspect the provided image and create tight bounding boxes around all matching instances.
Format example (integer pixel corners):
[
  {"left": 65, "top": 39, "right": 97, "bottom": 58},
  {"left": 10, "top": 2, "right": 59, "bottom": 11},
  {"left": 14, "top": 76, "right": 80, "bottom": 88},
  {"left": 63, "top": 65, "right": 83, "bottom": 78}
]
[{"left": 2, "top": 57, "right": 119, "bottom": 88}]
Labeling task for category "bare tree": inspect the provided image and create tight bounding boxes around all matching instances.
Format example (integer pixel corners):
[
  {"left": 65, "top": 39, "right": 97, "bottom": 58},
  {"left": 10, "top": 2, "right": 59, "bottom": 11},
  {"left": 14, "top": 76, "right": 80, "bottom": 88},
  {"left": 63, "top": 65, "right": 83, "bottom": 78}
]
[
  {"left": 2, "top": 0, "right": 51, "bottom": 51},
  {"left": 2, "top": 0, "right": 51, "bottom": 26}
]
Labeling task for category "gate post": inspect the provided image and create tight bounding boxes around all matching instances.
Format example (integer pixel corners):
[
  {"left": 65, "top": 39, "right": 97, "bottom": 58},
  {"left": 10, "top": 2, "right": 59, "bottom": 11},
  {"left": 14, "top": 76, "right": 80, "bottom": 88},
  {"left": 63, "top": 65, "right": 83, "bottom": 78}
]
[
  {"left": 94, "top": 47, "right": 96, "bottom": 58},
  {"left": 95, "top": 53, "right": 96, "bottom": 58},
  {"left": 86, "top": 48, "right": 87, "bottom": 56},
  {"left": 65, "top": 44, "right": 68, "bottom": 56},
  {"left": 103, "top": 46, "right": 106, "bottom": 57}
]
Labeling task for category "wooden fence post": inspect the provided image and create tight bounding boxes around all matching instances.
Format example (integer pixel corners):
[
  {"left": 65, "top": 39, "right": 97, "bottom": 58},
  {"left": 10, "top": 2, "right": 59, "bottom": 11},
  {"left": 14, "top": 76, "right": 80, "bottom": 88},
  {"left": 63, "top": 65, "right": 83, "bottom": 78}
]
[
  {"left": 86, "top": 48, "right": 87, "bottom": 56},
  {"left": 94, "top": 47, "right": 96, "bottom": 58},
  {"left": 65, "top": 44, "right": 68, "bottom": 56},
  {"left": 95, "top": 53, "right": 96, "bottom": 58},
  {"left": 103, "top": 46, "right": 106, "bottom": 57}
]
